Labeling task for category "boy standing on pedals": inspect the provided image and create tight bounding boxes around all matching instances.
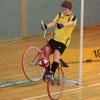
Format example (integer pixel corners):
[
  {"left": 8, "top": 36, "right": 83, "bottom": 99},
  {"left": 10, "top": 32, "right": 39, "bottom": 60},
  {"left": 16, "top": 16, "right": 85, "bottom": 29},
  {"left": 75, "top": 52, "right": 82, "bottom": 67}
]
[{"left": 41, "top": 0, "right": 77, "bottom": 81}]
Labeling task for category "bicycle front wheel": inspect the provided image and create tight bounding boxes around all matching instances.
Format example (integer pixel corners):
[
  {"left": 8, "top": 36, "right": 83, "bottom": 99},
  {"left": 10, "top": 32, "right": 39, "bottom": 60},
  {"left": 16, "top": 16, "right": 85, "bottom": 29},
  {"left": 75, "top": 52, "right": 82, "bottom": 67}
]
[
  {"left": 47, "top": 67, "right": 64, "bottom": 100},
  {"left": 22, "top": 46, "right": 45, "bottom": 82}
]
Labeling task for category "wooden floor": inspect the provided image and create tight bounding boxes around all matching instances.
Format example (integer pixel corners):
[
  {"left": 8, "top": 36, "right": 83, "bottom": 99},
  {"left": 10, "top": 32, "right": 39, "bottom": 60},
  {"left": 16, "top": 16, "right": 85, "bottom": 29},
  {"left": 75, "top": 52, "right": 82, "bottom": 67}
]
[
  {"left": 0, "top": 62, "right": 99, "bottom": 100},
  {"left": 0, "top": 25, "right": 100, "bottom": 100}
]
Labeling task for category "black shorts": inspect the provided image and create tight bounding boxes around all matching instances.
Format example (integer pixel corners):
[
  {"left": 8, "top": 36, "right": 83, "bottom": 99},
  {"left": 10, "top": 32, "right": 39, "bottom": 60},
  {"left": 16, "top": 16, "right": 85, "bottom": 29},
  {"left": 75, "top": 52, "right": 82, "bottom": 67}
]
[{"left": 48, "top": 39, "right": 66, "bottom": 55}]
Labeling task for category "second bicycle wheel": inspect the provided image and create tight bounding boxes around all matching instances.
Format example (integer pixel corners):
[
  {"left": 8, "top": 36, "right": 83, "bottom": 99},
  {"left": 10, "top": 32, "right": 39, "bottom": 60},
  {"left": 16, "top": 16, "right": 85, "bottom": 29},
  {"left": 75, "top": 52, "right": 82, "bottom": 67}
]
[
  {"left": 22, "top": 46, "right": 45, "bottom": 82},
  {"left": 47, "top": 67, "right": 64, "bottom": 100}
]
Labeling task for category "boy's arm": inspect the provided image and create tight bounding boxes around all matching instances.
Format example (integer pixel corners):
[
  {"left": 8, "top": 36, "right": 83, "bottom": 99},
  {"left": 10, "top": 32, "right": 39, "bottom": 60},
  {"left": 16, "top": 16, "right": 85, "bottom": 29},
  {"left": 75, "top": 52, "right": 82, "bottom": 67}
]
[
  {"left": 57, "top": 16, "right": 77, "bottom": 29},
  {"left": 47, "top": 21, "right": 56, "bottom": 28},
  {"left": 41, "top": 14, "right": 59, "bottom": 30},
  {"left": 63, "top": 21, "right": 74, "bottom": 27},
  {"left": 41, "top": 21, "right": 56, "bottom": 30}
]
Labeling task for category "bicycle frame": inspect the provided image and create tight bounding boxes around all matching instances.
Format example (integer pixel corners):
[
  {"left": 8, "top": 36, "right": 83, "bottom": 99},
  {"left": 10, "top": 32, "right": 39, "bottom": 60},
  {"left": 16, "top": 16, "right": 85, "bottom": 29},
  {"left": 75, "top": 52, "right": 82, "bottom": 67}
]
[{"left": 40, "top": 44, "right": 47, "bottom": 57}]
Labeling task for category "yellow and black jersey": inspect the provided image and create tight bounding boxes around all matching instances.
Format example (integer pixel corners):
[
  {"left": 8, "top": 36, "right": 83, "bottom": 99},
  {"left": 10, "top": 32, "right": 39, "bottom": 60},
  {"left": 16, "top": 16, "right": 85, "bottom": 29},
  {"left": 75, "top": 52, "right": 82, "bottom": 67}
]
[{"left": 51, "top": 13, "right": 77, "bottom": 47}]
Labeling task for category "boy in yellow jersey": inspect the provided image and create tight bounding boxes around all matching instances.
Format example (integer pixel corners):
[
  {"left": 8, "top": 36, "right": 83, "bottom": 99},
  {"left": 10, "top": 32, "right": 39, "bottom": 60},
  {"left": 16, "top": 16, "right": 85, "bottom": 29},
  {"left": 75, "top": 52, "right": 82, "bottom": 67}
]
[{"left": 41, "top": 0, "right": 77, "bottom": 80}]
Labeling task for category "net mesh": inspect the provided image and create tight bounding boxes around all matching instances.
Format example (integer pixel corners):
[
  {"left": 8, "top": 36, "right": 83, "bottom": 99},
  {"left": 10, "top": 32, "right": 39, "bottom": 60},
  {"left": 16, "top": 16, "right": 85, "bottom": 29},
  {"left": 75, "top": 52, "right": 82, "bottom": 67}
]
[{"left": 0, "top": 0, "right": 81, "bottom": 87}]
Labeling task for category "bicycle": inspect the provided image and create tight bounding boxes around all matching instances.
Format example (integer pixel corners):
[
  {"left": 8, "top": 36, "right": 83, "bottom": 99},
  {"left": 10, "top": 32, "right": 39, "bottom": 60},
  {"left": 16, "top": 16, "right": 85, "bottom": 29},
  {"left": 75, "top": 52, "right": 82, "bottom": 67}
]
[{"left": 22, "top": 20, "right": 68, "bottom": 100}]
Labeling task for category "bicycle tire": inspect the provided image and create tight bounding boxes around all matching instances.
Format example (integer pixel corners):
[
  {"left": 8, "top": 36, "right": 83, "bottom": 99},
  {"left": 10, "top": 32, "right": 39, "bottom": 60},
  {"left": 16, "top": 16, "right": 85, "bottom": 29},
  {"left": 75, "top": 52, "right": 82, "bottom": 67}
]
[
  {"left": 47, "top": 67, "right": 64, "bottom": 100},
  {"left": 22, "top": 46, "right": 45, "bottom": 82}
]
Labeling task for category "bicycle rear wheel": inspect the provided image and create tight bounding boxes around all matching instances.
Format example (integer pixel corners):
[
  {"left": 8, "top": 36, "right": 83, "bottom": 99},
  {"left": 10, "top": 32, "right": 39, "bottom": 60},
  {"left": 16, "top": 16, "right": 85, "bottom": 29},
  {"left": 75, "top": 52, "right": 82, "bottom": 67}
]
[
  {"left": 22, "top": 46, "right": 45, "bottom": 82},
  {"left": 47, "top": 67, "right": 64, "bottom": 100}
]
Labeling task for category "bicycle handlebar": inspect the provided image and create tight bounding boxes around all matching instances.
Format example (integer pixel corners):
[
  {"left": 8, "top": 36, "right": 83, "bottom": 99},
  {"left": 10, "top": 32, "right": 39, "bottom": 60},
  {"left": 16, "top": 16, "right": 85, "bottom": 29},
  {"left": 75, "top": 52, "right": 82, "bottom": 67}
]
[{"left": 41, "top": 20, "right": 47, "bottom": 38}]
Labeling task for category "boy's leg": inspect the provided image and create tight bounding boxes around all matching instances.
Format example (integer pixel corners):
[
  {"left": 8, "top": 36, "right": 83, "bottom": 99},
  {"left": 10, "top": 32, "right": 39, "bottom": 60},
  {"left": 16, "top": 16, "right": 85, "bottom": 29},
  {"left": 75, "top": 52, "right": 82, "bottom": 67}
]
[
  {"left": 51, "top": 50, "right": 60, "bottom": 73},
  {"left": 43, "top": 46, "right": 52, "bottom": 81},
  {"left": 45, "top": 45, "right": 52, "bottom": 72},
  {"left": 50, "top": 42, "right": 66, "bottom": 73},
  {"left": 46, "top": 50, "right": 60, "bottom": 80}
]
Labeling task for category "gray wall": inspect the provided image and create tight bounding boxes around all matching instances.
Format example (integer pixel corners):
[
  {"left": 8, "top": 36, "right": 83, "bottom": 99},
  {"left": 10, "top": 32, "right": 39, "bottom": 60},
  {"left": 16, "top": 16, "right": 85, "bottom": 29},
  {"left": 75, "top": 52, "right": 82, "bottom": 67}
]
[
  {"left": 0, "top": 0, "right": 21, "bottom": 41},
  {"left": 84, "top": 0, "right": 100, "bottom": 26},
  {"left": 0, "top": 0, "right": 100, "bottom": 41}
]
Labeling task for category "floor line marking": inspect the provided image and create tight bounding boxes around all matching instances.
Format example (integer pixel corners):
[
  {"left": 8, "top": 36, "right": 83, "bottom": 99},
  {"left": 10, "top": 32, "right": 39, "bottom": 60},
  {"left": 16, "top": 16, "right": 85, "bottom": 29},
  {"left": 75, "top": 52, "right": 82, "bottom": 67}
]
[
  {"left": 86, "top": 83, "right": 100, "bottom": 87},
  {"left": 22, "top": 83, "right": 100, "bottom": 100}
]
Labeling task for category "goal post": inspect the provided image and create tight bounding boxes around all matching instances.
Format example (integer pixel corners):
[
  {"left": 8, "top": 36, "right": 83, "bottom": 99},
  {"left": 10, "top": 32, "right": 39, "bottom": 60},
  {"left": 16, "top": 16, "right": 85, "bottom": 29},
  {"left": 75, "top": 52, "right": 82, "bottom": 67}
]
[
  {"left": 79, "top": 0, "right": 84, "bottom": 85},
  {"left": 59, "top": 0, "right": 84, "bottom": 86}
]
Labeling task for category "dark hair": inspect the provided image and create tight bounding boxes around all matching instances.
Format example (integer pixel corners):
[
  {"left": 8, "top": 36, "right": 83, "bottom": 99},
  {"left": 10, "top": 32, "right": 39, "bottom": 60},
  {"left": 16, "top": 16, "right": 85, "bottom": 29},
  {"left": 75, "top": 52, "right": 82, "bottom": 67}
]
[{"left": 61, "top": 0, "right": 72, "bottom": 10}]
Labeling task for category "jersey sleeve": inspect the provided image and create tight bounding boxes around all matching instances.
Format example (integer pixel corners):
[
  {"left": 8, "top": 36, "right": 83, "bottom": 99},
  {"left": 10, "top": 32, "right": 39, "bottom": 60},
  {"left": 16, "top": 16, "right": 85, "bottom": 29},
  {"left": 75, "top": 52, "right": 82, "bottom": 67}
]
[
  {"left": 70, "top": 15, "right": 77, "bottom": 26},
  {"left": 53, "top": 14, "right": 60, "bottom": 23}
]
